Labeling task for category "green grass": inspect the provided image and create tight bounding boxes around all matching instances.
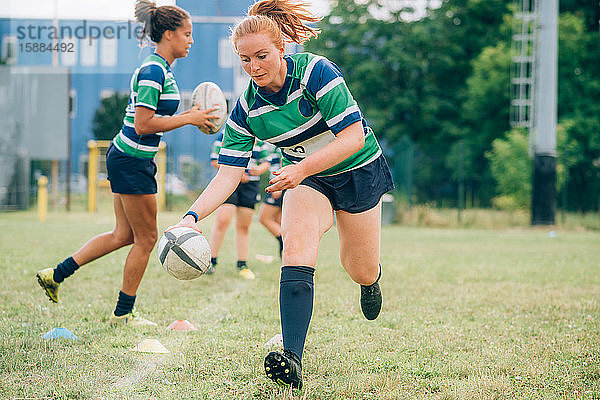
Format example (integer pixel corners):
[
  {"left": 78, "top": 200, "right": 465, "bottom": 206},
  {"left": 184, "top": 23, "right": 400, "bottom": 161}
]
[{"left": 0, "top": 208, "right": 599, "bottom": 399}]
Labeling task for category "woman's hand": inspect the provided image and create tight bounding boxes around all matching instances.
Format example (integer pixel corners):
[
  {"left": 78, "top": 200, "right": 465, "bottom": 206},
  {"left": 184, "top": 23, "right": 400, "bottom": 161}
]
[
  {"left": 168, "top": 214, "right": 199, "bottom": 231},
  {"left": 266, "top": 164, "right": 308, "bottom": 193},
  {"left": 187, "top": 104, "right": 219, "bottom": 132},
  {"left": 240, "top": 173, "right": 251, "bottom": 183}
]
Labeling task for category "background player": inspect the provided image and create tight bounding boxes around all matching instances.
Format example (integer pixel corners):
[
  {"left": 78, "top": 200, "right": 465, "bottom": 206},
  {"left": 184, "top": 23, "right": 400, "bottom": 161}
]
[
  {"left": 258, "top": 143, "right": 284, "bottom": 258},
  {"left": 207, "top": 133, "right": 271, "bottom": 279},
  {"left": 36, "top": 0, "right": 217, "bottom": 326}
]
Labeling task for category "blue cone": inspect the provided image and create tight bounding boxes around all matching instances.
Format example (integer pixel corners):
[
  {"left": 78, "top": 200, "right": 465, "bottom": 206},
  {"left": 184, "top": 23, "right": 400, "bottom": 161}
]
[{"left": 41, "top": 327, "right": 79, "bottom": 340}]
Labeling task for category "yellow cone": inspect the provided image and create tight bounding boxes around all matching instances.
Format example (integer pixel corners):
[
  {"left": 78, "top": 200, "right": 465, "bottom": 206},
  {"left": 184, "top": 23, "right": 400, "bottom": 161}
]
[{"left": 130, "top": 338, "right": 169, "bottom": 354}]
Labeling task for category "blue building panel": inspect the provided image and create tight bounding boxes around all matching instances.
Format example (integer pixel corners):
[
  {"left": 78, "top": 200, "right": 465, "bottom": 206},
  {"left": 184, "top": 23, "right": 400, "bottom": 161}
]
[{"left": 0, "top": 0, "right": 253, "bottom": 179}]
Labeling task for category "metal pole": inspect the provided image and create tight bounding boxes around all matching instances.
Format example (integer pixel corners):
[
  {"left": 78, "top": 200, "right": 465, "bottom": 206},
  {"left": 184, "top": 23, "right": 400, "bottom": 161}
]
[{"left": 531, "top": 0, "right": 558, "bottom": 225}]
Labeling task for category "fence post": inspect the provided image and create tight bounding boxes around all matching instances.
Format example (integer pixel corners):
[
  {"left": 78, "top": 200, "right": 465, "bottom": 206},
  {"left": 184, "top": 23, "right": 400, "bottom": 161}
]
[
  {"left": 38, "top": 175, "right": 48, "bottom": 221},
  {"left": 157, "top": 142, "right": 166, "bottom": 211},
  {"left": 88, "top": 140, "right": 98, "bottom": 212}
]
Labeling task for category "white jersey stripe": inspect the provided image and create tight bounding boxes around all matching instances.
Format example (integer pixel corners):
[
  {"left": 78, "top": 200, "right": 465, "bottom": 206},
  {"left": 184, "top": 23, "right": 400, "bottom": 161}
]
[
  {"left": 159, "top": 93, "right": 181, "bottom": 100},
  {"left": 316, "top": 77, "right": 344, "bottom": 100},
  {"left": 239, "top": 95, "right": 249, "bottom": 114},
  {"left": 249, "top": 104, "right": 279, "bottom": 118},
  {"left": 118, "top": 131, "right": 160, "bottom": 152},
  {"left": 326, "top": 105, "right": 360, "bottom": 127},
  {"left": 269, "top": 111, "right": 323, "bottom": 144},
  {"left": 226, "top": 118, "right": 253, "bottom": 137},
  {"left": 140, "top": 60, "right": 167, "bottom": 77},
  {"left": 138, "top": 80, "right": 162, "bottom": 90},
  {"left": 219, "top": 148, "right": 252, "bottom": 158},
  {"left": 301, "top": 56, "right": 325, "bottom": 87}
]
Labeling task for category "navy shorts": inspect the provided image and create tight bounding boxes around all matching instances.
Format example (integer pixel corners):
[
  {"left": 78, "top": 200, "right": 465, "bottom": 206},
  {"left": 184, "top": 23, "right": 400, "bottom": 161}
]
[
  {"left": 263, "top": 191, "right": 283, "bottom": 208},
  {"left": 106, "top": 143, "right": 157, "bottom": 195},
  {"left": 299, "top": 154, "right": 395, "bottom": 214},
  {"left": 224, "top": 180, "right": 260, "bottom": 209}
]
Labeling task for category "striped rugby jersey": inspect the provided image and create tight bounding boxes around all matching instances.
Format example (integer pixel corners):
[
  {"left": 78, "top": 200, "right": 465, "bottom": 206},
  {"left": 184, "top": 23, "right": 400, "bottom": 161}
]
[
  {"left": 112, "top": 53, "right": 180, "bottom": 158},
  {"left": 219, "top": 52, "right": 381, "bottom": 176},
  {"left": 210, "top": 133, "right": 270, "bottom": 181},
  {"left": 262, "top": 142, "right": 282, "bottom": 180}
]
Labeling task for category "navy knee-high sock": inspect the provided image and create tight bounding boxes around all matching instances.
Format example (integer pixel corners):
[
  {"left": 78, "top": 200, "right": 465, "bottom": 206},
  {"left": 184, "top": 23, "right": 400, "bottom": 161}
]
[
  {"left": 280, "top": 265, "right": 314, "bottom": 361},
  {"left": 53, "top": 256, "right": 80, "bottom": 283}
]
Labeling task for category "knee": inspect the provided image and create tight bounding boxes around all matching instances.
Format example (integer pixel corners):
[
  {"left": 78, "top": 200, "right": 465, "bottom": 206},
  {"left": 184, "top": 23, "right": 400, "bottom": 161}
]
[
  {"left": 236, "top": 221, "right": 250, "bottom": 235},
  {"left": 344, "top": 262, "right": 380, "bottom": 286},
  {"left": 215, "top": 214, "right": 232, "bottom": 228},
  {"left": 135, "top": 229, "right": 158, "bottom": 252},
  {"left": 113, "top": 230, "right": 134, "bottom": 247},
  {"left": 259, "top": 212, "right": 268, "bottom": 226}
]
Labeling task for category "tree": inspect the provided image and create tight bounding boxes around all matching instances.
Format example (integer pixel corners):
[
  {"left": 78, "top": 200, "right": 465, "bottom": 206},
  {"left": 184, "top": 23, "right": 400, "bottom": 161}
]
[{"left": 92, "top": 93, "right": 129, "bottom": 141}]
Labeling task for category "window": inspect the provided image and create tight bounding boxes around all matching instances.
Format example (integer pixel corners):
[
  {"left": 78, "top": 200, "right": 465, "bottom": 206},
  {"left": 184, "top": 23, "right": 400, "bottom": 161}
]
[
  {"left": 69, "top": 88, "right": 77, "bottom": 118},
  {"left": 80, "top": 38, "right": 98, "bottom": 66},
  {"left": 100, "top": 37, "right": 117, "bottom": 67},
  {"left": 2, "top": 35, "right": 18, "bottom": 65},
  {"left": 180, "top": 90, "right": 192, "bottom": 111},
  {"left": 218, "top": 38, "right": 234, "bottom": 69},
  {"left": 61, "top": 38, "right": 77, "bottom": 66}
]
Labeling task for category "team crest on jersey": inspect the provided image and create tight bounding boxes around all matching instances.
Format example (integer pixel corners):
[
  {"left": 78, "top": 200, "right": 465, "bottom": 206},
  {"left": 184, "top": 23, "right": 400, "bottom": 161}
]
[{"left": 298, "top": 97, "right": 314, "bottom": 118}]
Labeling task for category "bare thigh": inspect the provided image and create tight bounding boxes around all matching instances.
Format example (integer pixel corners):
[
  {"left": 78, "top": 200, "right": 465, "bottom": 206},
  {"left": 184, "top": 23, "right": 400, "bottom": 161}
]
[
  {"left": 281, "top": 185, "right": 334, "bottom": 267},
  {"left": 336, "top": 201, "right": 382, "bottom": 285}
]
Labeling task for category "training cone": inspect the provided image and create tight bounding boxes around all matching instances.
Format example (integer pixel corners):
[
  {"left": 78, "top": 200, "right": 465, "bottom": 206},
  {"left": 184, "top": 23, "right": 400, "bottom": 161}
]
[
  {"left": 41, "top": 327, "right": 78, "bottom": 340},
  {"left": 166, "top": 320, "right": 198, "bottom": 331},
  {"left": 255, "top": 254, "right": 275, "bottom": 263},
  {"left": 265, "top": 333, "right": 283, "bottom": 347},
  {"left": 130, "top": 338, "right": 169, "bottom": 354}
]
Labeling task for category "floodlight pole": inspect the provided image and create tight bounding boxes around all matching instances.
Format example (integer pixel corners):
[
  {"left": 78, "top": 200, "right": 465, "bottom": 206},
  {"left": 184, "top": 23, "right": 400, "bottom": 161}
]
[{"left": 531, "top": 0, "right": 558, "bottom": 225}]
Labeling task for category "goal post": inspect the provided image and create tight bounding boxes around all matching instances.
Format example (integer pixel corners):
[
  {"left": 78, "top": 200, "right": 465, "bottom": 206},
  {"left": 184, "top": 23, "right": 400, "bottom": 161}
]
[{"left": 87, "top": 140, "right": 166, "bottom": 212}]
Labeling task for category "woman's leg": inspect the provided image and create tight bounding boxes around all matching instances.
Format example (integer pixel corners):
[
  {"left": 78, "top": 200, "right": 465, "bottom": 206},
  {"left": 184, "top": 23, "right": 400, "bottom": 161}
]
[
  {"left": 259, "top": 203, "right": 282, "bottom": 237},
  {"left": 281, "top": 186, "right": 333, "bottom": 267},
  {"left": 36, "top": 194, "right": 135, "bottom": 303},
  {"left": 264, "top": 185, "right": 333, "bottom": 389},
  {"left": 235, "top": 206, "right": 255, "bottom": 262},
  {"left": 70, "top": 194, "right": 135, "bottom": 266},
  {"left": 335, "top": 201, "right": 382, "bottom": 286},
  {"left": 208, "top": 204, "right": 236, "bottom": 259},
  {"left": 117, "top": 193, "right": 158, "bottom": 296},
  {"left": 335, "top": 201, "right": 383, "bottom": 320}
]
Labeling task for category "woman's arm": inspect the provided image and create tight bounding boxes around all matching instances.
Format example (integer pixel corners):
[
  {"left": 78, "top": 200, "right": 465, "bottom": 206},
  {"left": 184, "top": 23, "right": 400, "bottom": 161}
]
[
  {"left": 134, "top": 104, "right": 217, "bottom": 135},
  {"left": 177, "top": 165, "right": 245, "bottom": 227},
  {"left": 266, "top": 121, "right": 365, "bottom": 192}
]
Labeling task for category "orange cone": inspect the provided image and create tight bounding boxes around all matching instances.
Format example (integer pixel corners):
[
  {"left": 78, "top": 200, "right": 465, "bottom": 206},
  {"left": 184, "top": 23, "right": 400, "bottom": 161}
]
[{"left": 166, "top": 319, "right": 198, "bottom": 331}]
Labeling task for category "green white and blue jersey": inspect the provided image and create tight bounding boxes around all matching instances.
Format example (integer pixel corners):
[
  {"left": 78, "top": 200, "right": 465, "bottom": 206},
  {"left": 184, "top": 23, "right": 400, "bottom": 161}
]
[
  {"left": 262, "top": 142, "right": 282, "bottom": 179},
  {"left": 211, "top": 133, "right": 270, "bottom": 182},
  {"left": 112, "top": 53, "right": 180, "bottom": 158},
  {"left": 219, "top": 52, "right": 382, "bottom": 176}
]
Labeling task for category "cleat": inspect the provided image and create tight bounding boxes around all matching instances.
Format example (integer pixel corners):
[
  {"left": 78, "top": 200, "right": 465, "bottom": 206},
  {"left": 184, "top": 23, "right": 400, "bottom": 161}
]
[
  {"left": 205, "top": 264, "right": 215, "bottom": 275},
  {"left": 238, "top": 268, "right": 256, "bottom": 280},
  {"left": 360, "top": 280, "right": 382, "bottom": 320},
  {"left": 264, "top": 350, "right": 302, "bottom": 389},
  {"left": 109, "top": 309, "right": 157, "bottom": 327},
  {"left": 36, "top": 268, "right": 60, "bottom": 303}
]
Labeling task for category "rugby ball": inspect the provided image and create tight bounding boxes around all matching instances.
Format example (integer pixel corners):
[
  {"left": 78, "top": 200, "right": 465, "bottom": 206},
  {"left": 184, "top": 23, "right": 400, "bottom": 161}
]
[
  {"left": 191, "top": 81, "right": 228, "bottom": 135},
  {"left": 157, "top": 226, "right": 211, "bottom": 280}
]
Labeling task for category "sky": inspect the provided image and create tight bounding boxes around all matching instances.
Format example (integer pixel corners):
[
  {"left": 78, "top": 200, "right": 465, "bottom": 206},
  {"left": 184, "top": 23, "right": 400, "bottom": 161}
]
[{"left": 3, "top": 0, "right": 332, "bottom": 19}]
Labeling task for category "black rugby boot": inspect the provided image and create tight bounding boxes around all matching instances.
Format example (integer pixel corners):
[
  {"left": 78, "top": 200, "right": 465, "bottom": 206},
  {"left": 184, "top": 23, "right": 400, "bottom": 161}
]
[
  {"left": 360, "top": 266, "right": 382, "bottom": 320},
  {"left": 264, "top": 349, "right": 302, "bottom": 389}
]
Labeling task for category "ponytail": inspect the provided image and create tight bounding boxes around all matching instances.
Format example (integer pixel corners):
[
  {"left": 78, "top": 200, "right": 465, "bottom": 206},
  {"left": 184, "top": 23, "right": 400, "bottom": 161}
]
[
  {"left": 231, "top": 0, "right": 320, "bottom": 51},
  {"left": 135, "top": 0, "right": 190, "bottom": 45}
]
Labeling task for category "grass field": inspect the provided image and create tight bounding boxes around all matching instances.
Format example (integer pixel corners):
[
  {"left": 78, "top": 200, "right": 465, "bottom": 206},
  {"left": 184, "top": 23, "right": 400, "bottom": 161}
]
[{"left": 0, "top": 207, "right": 599, "bottom": 399}]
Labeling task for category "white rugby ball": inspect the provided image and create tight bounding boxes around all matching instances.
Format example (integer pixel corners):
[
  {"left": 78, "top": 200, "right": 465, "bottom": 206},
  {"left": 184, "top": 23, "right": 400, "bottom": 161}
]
[
  {"left": 191, "top": 81, "right": 228, "bottom": 135},
  {"left": 157, "top": 226, "right": 211, "bottom": 280}
]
